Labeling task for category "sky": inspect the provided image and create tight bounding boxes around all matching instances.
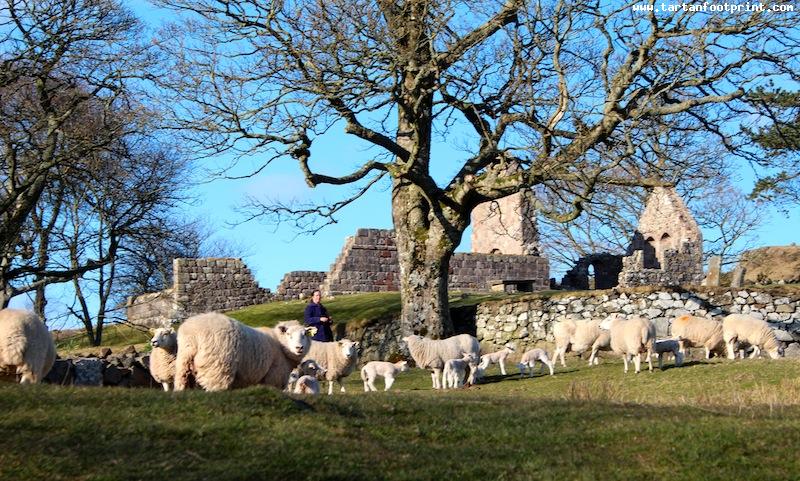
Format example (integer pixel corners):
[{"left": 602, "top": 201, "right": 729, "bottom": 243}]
[{"left": 10, "top": 1, "right": 798, "bottom": 317}]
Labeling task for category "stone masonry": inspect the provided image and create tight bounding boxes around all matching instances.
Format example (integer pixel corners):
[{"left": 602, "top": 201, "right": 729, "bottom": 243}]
[
  {"left": 126, "top": 258, "right": 271, "bottom": 327},
  {"left": 471, "top": 190, "right": 540, "bottom": 255},
  {"left": 321, "top": 228, "right": 549, "bottom": 295},
  {"left": 275, "top": 271, "right": 327, "bottom": 300},
  {"left": 618, "top": 187, "right": 704, "bottom": 287}
]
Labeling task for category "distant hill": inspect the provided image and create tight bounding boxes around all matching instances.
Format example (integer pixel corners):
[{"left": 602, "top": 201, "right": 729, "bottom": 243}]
[{"left": 740, "top": 245, "right": 800, "bottom": 284}]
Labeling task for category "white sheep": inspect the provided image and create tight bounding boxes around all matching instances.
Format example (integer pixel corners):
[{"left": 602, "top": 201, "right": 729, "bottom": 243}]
[
  {"left": 478, "top": 345, "right": 515, "bottom": 375},
  {"left": 286, "top": 359, "right": 326, "bottom": 392},
  {"left": 149, "top": 327, "right": 177, "bottom": 391},
  {"left": 305, "top": 339, "right": 360, "bottom": 395},
  {"left": 293, "top": 375, "right": 321, "bottom": 395},
  {"left": 599, "top": 315, "right": 656, "bottom": 374},
  {"left": 402, "top": 334, "right": 480, "bottom": 389},
  {"left": 174, "top": 313, "right": 314, "bottom": 391},
  {"left": 670, "top": 315, "right": 725, "bottom": 359},
  {"left": 551, "top": 318, "right": 604, "bottom": 367},
  {"left": 361, "top": 360, "right": 409, "bottom": 392},
  {"left": 722, "top": 314, "right": 783, "bottom": 360},
  {"left": 587, "top": 330, "right": 611, "bottom": 366},
  {"left": 443, "top": 352, "right": 478, "bottom": 389},
  {"left": 652, "top": 338, "right": 684, "bottom": 370},
  {"left": 517, "top": 348, "right": 554, "bottom": 377},
  {"left": 0, "top": 309, "right": 56, "bottom": 384}
]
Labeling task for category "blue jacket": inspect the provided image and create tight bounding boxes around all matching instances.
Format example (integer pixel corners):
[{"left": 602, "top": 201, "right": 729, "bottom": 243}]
[{"left": 304, "top": 302, "right": 333, "bottom": 342}]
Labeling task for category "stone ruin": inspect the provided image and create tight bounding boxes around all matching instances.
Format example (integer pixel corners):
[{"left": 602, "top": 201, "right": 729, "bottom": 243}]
[
  {"left": 126, "top": 258, "right": 271, "bottom": 327},
  {"left": 471, "top": 190, "right": 540, "bottom": 256},
  {"left": 618, "top": 187, "right": 704, "bottom": 287},
  {"left": 560, "top": 253, "right": 624, "bottom": 290}
]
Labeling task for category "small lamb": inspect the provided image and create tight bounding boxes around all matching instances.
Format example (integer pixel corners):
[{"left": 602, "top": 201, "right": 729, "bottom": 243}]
[
  {"left": 443, "top": 352, "right": 478, "bottom": 389},
  {"left": 478, "top": 345, "right": 515, "bottom": 376},
  {"left": 293, "top": 375, "right": 321, "bottom": 395},
  {"left": 286, "top": 359, "right": 326, "bottom": 392},
  {"left": 517, "top": 348, "right": 554, "bottom": 377},
  {"left": 653, "top": 338, "right": 684, "bottom": 370},
  {"left": 361, "top": 360, "right": 409, "bottom": 392}
]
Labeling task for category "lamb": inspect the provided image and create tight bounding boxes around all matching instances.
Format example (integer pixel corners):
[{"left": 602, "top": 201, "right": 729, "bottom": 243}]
[
  {"left": 551, "top": 318, "right": 604, "bottom": 367},
  {"left": 443, "top": 352, "right": 478, "bottom": 389},
  {"left": 286, "top": 359, "right": 326, "bottom": 392},
  {"left": 304, "top": 339, "right": 360, "bottom": 395},
  {"left": 174, "top": 313, "right": 314, "bottom": 391},
  {"left": 722, "top": 314, "right": 783, "bottom": 360},
  {"left": 293, "top": 375, "right": 321, "bottom": 395},
  {"left": 402, "top": 334, "right": 481, "bottom": 389},
  {"left": 149, "top": 327, "right": 178, "bottom": 391},
  {"left": 477, "top": 345, "right": 515, "bottom": 376},
  {"left": 599, "top": 315, "right": 656, "bottom": 374},
  {"left": 0, "top": 309, "right": 56, "bottom": 384},
  {"left": 652, "top": 338, "right": 684, "bottom": 370},
  {"left": 361, "top": 360, "right": 409, "bottom": 392},
  {"left": 670, "top": 315, "right": 725, "bottom": 359},
  {"left": 517, "top": 348, "right": 554, "bottom": 377}
]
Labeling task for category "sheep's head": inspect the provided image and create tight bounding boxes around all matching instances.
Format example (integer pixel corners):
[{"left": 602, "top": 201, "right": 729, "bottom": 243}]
[
  {"left": 151, "top": 327, "right": 176, "bottom": 349},
  {"left": 300, "top": 359, "right": 326, "bottom": 377},
  {"left": 395, "top": 360, "right": 409, "bottom": 372},
  {"left": 338, "top": 339, "right": 359, "bottom": 360},
  {"left": 401, "top": 334, "right": 422, "bottom": 345},
  {"left": 277, "top": 321, "right": 312, "bottom": 358}
]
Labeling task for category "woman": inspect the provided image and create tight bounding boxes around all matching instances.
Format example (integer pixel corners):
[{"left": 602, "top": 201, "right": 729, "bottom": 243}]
[{"left": 304, "top": 290, "right": 334, "bottom": 342}]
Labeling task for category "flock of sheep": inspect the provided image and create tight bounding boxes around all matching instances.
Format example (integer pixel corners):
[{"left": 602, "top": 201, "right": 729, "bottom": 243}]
[{"left": 0, "top": 306, "right": 786, "bottom": 394}]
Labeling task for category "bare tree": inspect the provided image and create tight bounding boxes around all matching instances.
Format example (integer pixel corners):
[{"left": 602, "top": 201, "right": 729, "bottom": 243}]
[
  {"left": 153, "top": 0, "right": 798, "bottom": 337},
  {"left": 0, "top": 0, "right": 152, "bottom": 305}
]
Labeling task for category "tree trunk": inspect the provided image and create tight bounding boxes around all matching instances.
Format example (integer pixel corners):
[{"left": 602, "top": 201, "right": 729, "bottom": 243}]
[{"left": 392, "top": 180, "right": 465, "bottom": 338}]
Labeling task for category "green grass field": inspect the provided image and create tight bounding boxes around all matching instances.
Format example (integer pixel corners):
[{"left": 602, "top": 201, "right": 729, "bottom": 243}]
[{"left": 2, "top": 356, "right": 800, "bottom": 481}]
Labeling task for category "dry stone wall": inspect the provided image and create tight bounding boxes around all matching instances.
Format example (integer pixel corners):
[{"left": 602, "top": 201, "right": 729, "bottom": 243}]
[
  {"left": 275, "top": 271, "right": 327, "bottom": 300},
  {"left": 323, "top": 228, "right": 550, "bottom": 295},
  {"left": 126, "top": 258, "right": 272, "bottom": 327},
  {"left": 475, "top": 286, "right": 800, "bottom": 354}
]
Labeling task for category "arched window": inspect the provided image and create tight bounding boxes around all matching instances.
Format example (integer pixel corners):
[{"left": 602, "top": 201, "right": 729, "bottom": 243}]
[
  {"left": 587, "top": 264, "right": 596, "bottom": 290},
  {"left": 643, "top": 236, "right": 660, "bottom": 268}
]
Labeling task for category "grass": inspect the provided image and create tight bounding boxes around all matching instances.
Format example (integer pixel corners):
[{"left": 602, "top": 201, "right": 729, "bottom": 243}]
[{"left": 2, "top": 356, "right": 800, "bottom": 480}]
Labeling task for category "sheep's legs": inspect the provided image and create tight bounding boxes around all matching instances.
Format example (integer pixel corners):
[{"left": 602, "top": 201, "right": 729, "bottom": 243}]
[
  {"left": 750, "top": 346, "right": 761, "bottom": 359},
  {"left": 646, "top": 349, "right": 653, "bottom": 372},
  {"left": 499, "top": 359, "right": 507, "bottom": 376},
  {"left": 432, "top": 369, "right": 442, "bottom": 389},
  {"left": 162, "top": 382, "right": 170, "bottom": 392},
  {"left": 633, "top": 353, "right": 642, "bottom": 374},
  {"left": 623, "top": 354, "right": 629, "bottom": 373},
  {"left": 725, "top": 340, "right": 737, "bottom": 360},
  {"left": 384, "top": 376, "right": 395, "bottom": 391}
]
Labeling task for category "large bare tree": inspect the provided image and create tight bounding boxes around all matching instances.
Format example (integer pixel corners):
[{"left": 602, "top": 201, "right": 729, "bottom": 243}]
[{"left": 153, "top": 0, "right": 798, "bottom": 337}]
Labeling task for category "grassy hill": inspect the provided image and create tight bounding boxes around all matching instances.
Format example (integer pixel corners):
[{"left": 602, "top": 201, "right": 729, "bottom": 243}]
[{"left": 2, "top": 357, "right": 800, "bottom": 480}]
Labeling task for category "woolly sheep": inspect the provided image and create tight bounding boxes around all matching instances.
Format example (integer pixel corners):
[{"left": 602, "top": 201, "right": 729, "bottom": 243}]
[
  {"left": 652, "top": 338, "right": 684, "bottom": 370},
  {"left": 443, "top": 352, "right": 478, "bottom": 389},
  {"left": 722, "top": 314, "right": 783, "bottom": 360},
  {"left": 517, "top": 348, "right": 554, "bottom": 377},
  {"left": 361, "top": 360, "right": 409, "bottom": 392},
  {"left": 305, "top": 339, "right": 360, "bottom": 395},
  {"left": 293, "top": 375, "right": 320, "bottom": 395},
  {"left": 0, "top": 309, "right": 56, "bottom": 384},
  {"left": 402, "top": 334, "right": 481, "bottom": 389},
  {"left": 174, "top": 313, "right": 314, "bottom": 391},
  {"left": 670, "top": 315, "right": 724, "bottom": 359},
  {"left": 552, "top": 318, "right": 604, "bottom": 367},
  {"left": 599, "top": 315, "right": 656, "bottom": 374},
  {"left": 286, "top": 359, "right": 326, "bottom": 392},
  {"left": 587, "top": 330, "right": 611, "bottom": 366},
  {"left": 478, "top": 345, "right": 515, "bottom": 375},
  {"left": 149, "top": 327, "right": 177, "bottom": 391}
]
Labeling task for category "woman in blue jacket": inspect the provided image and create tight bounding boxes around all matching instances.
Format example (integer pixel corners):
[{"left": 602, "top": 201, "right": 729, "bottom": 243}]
[{"left": 304, "top": 290, "right": 334, "bottom": 342}]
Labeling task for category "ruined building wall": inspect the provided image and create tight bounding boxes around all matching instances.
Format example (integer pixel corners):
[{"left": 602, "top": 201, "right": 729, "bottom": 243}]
[
  {"left": 275, "top": 271, "right": 328, "bottom": 300},
  {"left": 471, "top": 191, "right": 540, "bottom": 255}
]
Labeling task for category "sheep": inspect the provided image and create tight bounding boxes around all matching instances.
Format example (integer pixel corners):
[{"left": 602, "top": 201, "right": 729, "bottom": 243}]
[
  {"left": 652, "top": 338, "right": 684, "bottom": 370},
  {"left": 149, "top": 327, "right": 178, "bottom": 391},
  {"left": 361, "top": 360, "right": 409, "bottom": 392},
  {"left": 174, "top": 313, "right": 314, "bottom": 392},
  {"left": 0, "top": 309, "right": 56, "bottom": 384},
  {"left": 517, "top": 348, "right": 554, "bottom": 377},
  {"left": 670, "top": 315, "right": 725, "bottom": 359},
  {"left": 286, "top": 359, "right": 326, "bottom": 392},
  {"left": 402, "top": 334, "right": 480, "bottom": 389},
  {"left": 443, "top": 352, "right": 478, "bottom": 389},
  {"left": 722, "top": 314, "right": 783, "bottom": 360},
  {"left": 599, "top": 315, "right": 656, "bottom": 374},
  {"left": 551, "top": 318, "right": 604, "bottom": 367},
  {"left": 304, "top": 339, "right": 360, "bottom": 395},
  {"left": 478, "top": 345, "right": 515, "bottom": 376},
  {"left": 587, "top": 330, "right": 611, "bottom": 366},
  {"left": 293, "top": 375, "right": 321, "bottom": 395}
]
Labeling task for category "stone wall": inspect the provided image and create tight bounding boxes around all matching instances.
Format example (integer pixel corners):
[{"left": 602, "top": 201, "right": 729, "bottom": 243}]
[
  {"left": 618, "top": 242, "right": 704, "bottom": 288},
  {"left": 561, "top": 253, "right": 623, "bottom": 290},
  {"left": 275, "top": 271, "right": 327, "bottom": 300},
  {"left": 126, "top": 258, "right": 272, "bottom": 327},
  {"left": 475, "top": 286, "right": 800, "bottom": 353},
  {"left": 471, "top": 191, "right": 540, "bottom": 255},
  {"left": 322, "top": 228, "right": 549, "bottom": 295}
]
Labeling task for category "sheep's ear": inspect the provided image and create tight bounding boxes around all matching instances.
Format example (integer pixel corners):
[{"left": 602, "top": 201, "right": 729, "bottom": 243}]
[
  {"left": 354, "top": 342, "right": 360, "bottom": 349},
  {"left": 278, "top": 323, "right": 289, "bottom": 334},
  {"left": 305, "top": 326, "right": 317, "bottom": 337}
]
